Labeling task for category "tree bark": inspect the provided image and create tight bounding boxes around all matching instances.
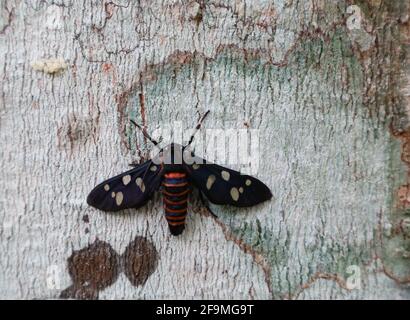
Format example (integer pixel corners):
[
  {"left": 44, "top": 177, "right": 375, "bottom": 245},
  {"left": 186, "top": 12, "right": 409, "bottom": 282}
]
[{"left": 0, "top": 0, "right": 409, "bottom": 299}]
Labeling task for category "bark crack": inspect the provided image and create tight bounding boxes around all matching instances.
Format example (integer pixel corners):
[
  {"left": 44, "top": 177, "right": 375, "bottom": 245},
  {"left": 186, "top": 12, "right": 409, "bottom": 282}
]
[
  {"left": 286, "top": 272, "right": 350, "bottom": 300},
  {"left": 198, "top": 206, "right": 274, "bottom": 299},
  {"left": 0, "top": 5, "right": 14, "bottom": 35}
]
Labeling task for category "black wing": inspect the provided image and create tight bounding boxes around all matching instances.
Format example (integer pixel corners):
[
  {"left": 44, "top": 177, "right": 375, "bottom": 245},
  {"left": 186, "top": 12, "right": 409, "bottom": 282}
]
[
  {"left": 184, "top": 156, "right": 272, "bottom": 207},
  {"left": 87, "top": 160, "right": 163, "bottom": 212}
]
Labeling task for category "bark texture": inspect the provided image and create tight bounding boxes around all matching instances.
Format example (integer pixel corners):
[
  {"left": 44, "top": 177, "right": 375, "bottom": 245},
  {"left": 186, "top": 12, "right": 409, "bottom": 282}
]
[{"left": 0, "top": 0, "right": 409, "bottom": 299}]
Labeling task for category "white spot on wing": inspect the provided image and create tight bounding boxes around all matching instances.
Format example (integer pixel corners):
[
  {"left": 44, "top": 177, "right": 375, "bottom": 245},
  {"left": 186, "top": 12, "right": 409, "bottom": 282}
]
[
  {"left": 104, "top": 184, "right": 110, "bottom": 191},
  {"left": 230, "top": 188, "right": 240, "bottom": 201},
  {"left": 221, "top": 171, "right": 230, "bottom": 181},
  {"left": 239, "top": 187, "right": 244, "bottom": 194},
  {"left": 150, "top": 165, "right": 157, "bottom": 172},
  {"left": 136, "top": 177, "right": 146, "bottom": 192},
  {"left": 206, "top": 175, "right": 216, "bottom": 190},
  {"left": 115, "top": 192, "right": 123, "bottom": 206},
  {"left": 111, "top": 192, "right": 116, "bottom": 198},
  {"left": 193, "top": 164, "right": 200, "bottom": 170},
  {"left": 245, "top": 179, "right": 252, "bottom": 186},
  {"left": 122, "top": 175, "right": 131, "bottom": 185}
]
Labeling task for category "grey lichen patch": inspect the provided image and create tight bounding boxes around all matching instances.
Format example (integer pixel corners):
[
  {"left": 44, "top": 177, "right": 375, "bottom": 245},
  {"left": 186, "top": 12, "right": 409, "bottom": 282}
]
[
  {"left": 350, "top": 0, "right": 410, "bottom": 128},
  {"left": 345, "top": 5, "right": 376, "bottom": 52},
  {"left": 381, "top": 227, "right": 410, "bottom": 281},
  {"left": 402, "top": 218, "right": 410, "bottom": 236},
  {"left": 31, "top": 58, "right": 68, "bottom": 75},
  {"left": 383, "top": 130, "right": 410, "bottom": 283},
  {"left": 341, "top": 0, "right": 410, "bottom": 286},
  {"left": 369, "top": 0, "right": 410, "bottom": 285},
  {"left": 229, "top": 218, "right": 371, "bottom": 298},
  {"left": 57, "top": 113, "right": 97, "bottom": 151}
]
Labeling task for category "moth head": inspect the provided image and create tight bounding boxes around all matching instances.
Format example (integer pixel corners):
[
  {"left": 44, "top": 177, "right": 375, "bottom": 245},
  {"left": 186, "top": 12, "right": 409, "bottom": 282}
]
[{"left": 159, "top": 143, "right": 184, "bottom": 165}]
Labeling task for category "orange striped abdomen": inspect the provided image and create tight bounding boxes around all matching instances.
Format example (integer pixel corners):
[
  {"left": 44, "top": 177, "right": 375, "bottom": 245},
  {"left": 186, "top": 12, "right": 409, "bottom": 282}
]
[{"left": 162, "top": 172, "right": 189, "bottom": 236}]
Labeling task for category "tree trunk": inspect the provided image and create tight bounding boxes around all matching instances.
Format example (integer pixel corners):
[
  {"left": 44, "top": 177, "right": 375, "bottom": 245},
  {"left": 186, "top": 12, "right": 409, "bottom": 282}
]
[{"left": 0, "top": 0, "right": 409, "bottom": 300}]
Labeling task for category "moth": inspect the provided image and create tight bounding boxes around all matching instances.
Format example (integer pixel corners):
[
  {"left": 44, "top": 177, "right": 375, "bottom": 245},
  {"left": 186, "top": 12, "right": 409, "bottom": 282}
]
[{"left": 87, "top": 111, "right": 272, "bottom": 236}]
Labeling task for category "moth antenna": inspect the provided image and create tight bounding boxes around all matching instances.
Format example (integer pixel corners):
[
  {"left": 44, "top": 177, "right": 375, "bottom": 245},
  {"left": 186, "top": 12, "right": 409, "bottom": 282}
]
[
  {"left": 186, "top": 110, "right": 210, "bottom": 148},
  {"left": 130, "top": 120, "right": 160, "bottom": 146}
]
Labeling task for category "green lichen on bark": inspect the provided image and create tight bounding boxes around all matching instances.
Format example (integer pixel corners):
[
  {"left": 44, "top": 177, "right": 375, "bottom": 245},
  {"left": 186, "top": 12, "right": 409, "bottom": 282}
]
[
  {"left": 1, "top": 0, "right": 409, "bottom": 300},
  {"left": 351, "top": 0, "right": 410, "bottom": 285},
  {"left": 121, "top": 20, "right": 409, "bottom": 297},
  {"left": 114, "top": 0, "right": 410, "bottom": 299}
]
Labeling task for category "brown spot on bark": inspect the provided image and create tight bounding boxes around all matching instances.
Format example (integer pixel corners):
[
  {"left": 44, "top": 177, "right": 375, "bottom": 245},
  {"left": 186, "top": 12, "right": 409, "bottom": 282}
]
[
  {"left": 138, "top": 81, "right": 146, "bottom": 131},
  {"left": 102, "top": 63, "right": 112, "bottom": 73},
  {"left": 122, "top": 236, "right": 159, "bottom": 287},
  {"left": 187, "top": 1, "right": 204, "bottom": 27},
  {"left": 191, "top": 11, "right": 203, "bottom": 26},
  {"left": 60, "top": 239, "right": 120, "bottom": 300},
  {"left": 402, "top": 140, "right": 410, "bottom": 165},
  {"left": 105, "top": 2, "right": 115, "bottom": 20},
  {"left": 391, "top": 127, "right": 410, "bottom": 209},
  {"left": 397, "top": 185, "right": 410, "bottom": 209},
  {"left": 101, "top": 63, "right": 117, "bottom": 86},
  {"left": 57, "top": 113, "right": 96, "bottom": 152}
]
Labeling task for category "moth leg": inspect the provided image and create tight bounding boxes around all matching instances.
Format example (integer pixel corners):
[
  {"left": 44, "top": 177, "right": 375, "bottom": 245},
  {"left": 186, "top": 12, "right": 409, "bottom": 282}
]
[{"left": 198, "top": 190, "right": 218, "bottom": 219}]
